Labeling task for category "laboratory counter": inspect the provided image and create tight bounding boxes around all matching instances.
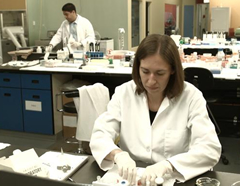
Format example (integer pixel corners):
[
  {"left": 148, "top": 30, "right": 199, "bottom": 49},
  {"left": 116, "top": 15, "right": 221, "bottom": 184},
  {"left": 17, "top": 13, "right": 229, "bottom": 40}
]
[
  {"left": 1, "top": 64, "right": 240, "bottom": 137},
  {"left": 2, "top": 62, "right": 240, "bottom": 80},
  {"left": 1, "top": 145, "right": 240, "bottom": 186}
]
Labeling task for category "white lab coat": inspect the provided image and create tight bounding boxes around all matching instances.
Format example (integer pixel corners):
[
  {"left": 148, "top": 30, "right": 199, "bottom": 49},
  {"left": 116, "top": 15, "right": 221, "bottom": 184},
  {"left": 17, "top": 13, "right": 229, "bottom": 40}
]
[
  {"left": 50, "top": 14, "right": 95, "bottom": 49},
  {"left": 90, "top": 80, "right": 221, "bottom": 182}
]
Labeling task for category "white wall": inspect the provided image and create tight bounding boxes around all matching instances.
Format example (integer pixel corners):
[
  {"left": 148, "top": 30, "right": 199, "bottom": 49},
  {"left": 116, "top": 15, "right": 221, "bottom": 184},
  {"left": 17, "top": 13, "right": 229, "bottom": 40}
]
[{"left": 26, "top": 0, "right": 128, "bottom": 50}]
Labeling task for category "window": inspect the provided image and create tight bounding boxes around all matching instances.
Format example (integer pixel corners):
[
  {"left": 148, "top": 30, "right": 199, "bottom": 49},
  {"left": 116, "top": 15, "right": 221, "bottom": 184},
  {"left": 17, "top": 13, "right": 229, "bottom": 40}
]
[{"left": 132, "top": 0, "right": 140, "bottom": 47}]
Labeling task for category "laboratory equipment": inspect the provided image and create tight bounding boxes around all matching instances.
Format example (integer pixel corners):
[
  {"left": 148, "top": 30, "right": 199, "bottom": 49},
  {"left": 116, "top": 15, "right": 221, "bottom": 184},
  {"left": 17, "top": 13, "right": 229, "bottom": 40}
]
[
  {"left": 36, "top": 46, "right": 42, "bottom": 53},
  {"left": 87, "top": 42, "right": 104, "bottom": 59},
  {"left": 86, "top": 51, "right": 104, "bottom": 59},
  {"left": 196, "top": 177, "right": 220, "bottom": 186},
  {"left": 0, "top": 10, "right": 28, "bottom": 63},
  {"left": 216, "top": 48, "right": 225, "bottom": 62},
  {"left": 111, "top": 50, "right": 135, "bottom": 63},
  {"left": 99, "top": 38, "right": 114, "bottom": 55},
  {"left": 57, "top": 47, "right": 69, "bottom": 61},
  {"left": 118, "top": 28, "right": 125, "bottom": 50}
]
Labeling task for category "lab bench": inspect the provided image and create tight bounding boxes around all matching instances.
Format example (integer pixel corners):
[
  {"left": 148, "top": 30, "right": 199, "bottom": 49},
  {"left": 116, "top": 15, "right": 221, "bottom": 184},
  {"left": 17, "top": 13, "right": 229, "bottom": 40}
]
[
  {"left": 1, "top": 65, "right": 240, "bottom": 137},
  {"left": 1, "top": 144, "right": 240, "bottom": 186}
]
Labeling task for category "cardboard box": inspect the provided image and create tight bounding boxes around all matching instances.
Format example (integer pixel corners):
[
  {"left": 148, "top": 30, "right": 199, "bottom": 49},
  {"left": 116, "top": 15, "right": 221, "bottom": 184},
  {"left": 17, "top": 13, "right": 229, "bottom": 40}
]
[
  {"left": 100, "top": 39, "right": 114, "bottom": 55},
  {"left": 62, "top": 95, "right": 77, "bottom": 138}
]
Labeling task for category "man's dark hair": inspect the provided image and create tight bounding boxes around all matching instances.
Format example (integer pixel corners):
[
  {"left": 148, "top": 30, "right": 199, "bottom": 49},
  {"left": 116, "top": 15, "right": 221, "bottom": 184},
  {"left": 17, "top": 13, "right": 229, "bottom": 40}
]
[{"left": 62, "top": 3, "right": 76, "bottom": 12}]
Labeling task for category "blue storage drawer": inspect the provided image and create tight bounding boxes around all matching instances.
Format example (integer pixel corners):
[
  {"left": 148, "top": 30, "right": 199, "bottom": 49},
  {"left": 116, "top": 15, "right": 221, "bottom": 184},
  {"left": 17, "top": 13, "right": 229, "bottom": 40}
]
[
  {"left": 22, "top": 89, "right": 53, "bottom": 134},
  {"left": 0, "top": 87, "right": 24, "bottom": 131},
  {"left": 0, "top": 73, "right": 21, "bottom": 88},
  {"left": 21, "top": 74, "right": 51, "bottom": 90}
]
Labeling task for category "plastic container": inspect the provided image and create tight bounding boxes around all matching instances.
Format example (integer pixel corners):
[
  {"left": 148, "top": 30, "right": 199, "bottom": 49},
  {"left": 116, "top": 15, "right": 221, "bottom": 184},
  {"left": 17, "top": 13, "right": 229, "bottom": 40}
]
[
  {"left": 216, "top": 48, "right": 225, "bottom": 61},
  {"left": 36, "top": 46, "right": 42, "bottom": 53}
]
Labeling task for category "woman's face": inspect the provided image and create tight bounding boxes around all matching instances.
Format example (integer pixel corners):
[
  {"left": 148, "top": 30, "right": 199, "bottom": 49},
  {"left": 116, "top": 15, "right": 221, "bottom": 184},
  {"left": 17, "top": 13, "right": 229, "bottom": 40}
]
[{"left": 139, "top": 54, "right": 173, "bottom": 97}]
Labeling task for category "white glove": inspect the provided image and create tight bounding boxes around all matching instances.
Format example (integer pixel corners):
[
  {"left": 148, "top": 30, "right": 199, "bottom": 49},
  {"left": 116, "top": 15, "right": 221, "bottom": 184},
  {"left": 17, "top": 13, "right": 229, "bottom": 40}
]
[
  {"left": 70, "top": 41, "right": 83, "bottom": 48},
  {"left": 45, "top": 45, "right": 53, "bottom": 53},
  {"left": 141, "top": 160, "right": 173, "bottom": 186},
  {"left": 114, "top": 151, "right": 137, "bottom": 185}
]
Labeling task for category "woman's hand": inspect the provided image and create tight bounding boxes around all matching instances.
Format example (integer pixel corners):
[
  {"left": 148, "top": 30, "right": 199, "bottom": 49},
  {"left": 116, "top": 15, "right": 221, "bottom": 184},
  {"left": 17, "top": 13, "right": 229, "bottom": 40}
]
[
  {"left": 114, "top": 151, "right": 137, "bottom": 185},
  {"left": 141, "top": 160, "right": 173, "bottom": 186}
]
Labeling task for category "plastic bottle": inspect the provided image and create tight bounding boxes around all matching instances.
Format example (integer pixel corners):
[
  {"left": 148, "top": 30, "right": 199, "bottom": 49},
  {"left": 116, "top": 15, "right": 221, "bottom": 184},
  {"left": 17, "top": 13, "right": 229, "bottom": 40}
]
[
  {"left": 178, "top": 45, "right": 184, "bottom": 62},
  {"left": 36, "top": 46, "right": 42, "bottom": 53},
  {"left": 216, "top": 48, "right": 225, "bottom": 62},
  {"left": 232, "top": 47, "right": 239, "bottom": 62}
]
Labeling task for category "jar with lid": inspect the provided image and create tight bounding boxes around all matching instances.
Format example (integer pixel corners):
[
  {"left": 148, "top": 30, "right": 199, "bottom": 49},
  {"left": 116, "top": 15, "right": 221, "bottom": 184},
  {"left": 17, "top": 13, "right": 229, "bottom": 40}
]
[
  {"left": 36, "top": 46, "right": 42, "bottom": 53},
  {"left": 216, "top": 48, "right": 225, "bottom": 61}
]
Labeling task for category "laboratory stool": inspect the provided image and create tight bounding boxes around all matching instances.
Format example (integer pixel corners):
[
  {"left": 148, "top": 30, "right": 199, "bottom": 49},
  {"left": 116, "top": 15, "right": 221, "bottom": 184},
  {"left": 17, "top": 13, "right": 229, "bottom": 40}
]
[
  {"left": 184, "top": 67, "right": 229, "bottom": 165},
  {"left": 56, "top": 80, "right": 92, "bottom": 154}
]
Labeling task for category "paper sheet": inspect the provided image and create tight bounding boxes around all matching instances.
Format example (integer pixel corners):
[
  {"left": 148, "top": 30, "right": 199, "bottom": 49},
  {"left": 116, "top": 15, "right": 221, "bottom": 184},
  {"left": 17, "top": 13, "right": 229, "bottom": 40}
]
[
  {"left": 40, "top": 151, "right": 89, "bottom": 181},
  {"left": 9, "top": 148, "right": 47, "bottom": 177},
  {"left": 0, "top": 142, "right": 10, "bottom": 150}
]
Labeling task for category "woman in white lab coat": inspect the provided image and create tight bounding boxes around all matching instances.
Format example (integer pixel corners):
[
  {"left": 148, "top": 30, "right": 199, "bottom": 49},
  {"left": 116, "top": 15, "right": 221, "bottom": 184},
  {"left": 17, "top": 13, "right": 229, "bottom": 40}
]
[
  {"left": 48, "top": 3, "right": 95, "bottom": 51},
  {"left": 90, "top": 34, "right": 221, "bottom": 185}
]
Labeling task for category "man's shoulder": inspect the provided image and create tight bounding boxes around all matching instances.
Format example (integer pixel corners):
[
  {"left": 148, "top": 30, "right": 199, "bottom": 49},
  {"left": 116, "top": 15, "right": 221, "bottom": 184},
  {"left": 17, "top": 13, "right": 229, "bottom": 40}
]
[{"left": 77, "top": 14, "right": 91, "bottom": 23}]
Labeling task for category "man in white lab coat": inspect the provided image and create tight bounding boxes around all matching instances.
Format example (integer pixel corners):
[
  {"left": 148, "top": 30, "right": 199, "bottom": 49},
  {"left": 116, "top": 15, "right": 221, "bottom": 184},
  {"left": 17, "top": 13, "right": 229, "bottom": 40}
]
[
  {"left": 46, "top": 3, "right": 95, "bottom": 52},
  {"left": 90, "top": 34, "right": 221, "bottom": 186}
]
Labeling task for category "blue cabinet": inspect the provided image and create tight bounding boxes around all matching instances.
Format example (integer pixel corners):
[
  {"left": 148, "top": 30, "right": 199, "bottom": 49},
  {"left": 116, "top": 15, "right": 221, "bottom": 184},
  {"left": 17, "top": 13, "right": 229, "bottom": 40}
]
[
  {"left": 21, "top": 74, "right": 51, "bottom": 90},
  {"left": 0, "top": 72, "right": 53, "bottom": 135},
  {"left": 0, "top": 87, "right": 24, "bottom": 131},
  {"left": 22, "top": 89, "right": 53, "bottom": 134},
  {"left": 0, "top": 73, "right": 21, "bottom": 88}
]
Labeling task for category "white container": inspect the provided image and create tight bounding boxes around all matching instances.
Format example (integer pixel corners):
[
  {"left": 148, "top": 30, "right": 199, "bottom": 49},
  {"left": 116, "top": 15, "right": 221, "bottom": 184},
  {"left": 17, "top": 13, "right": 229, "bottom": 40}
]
[
  {"left": 36, "top": 46, "right": 42, "bottom": 53},
  {"left": 113, "top": 59, "right": 121, "bottom": 68},
  {"left": 216, "top": 49, "right": 225, "bottom": 61},
  {"left": 100, "top": 39, "right": 114, "bottom": 55},
  {"left": 170, "top": 35, "right": 181, "bottom": 46}
]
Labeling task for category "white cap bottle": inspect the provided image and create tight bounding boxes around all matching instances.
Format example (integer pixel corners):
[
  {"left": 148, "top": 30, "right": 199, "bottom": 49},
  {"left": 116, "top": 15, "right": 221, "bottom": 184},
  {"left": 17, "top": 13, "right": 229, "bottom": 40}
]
[{"left": 37, "top": 46, "right": 42, "bottom": 53}]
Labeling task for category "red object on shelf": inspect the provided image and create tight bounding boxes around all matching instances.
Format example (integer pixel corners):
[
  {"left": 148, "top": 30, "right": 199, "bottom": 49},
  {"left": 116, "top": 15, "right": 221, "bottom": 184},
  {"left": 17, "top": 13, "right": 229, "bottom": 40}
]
[
  {"left": 229, "top": 28, "right": 234, "bottom": 37},
  {"left": 196, "top": 0, "right": 204, "bottom": 4}
]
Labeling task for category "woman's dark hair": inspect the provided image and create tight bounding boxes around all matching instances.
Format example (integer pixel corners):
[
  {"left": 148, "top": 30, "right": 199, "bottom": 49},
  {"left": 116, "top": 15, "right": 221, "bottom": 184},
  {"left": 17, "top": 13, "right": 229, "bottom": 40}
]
[
  {"left": 132, "top": 34, "right": 184, "bottom": 99},
  {"left": 62, "top": 3, "right": 76, "bottom": 12}
]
